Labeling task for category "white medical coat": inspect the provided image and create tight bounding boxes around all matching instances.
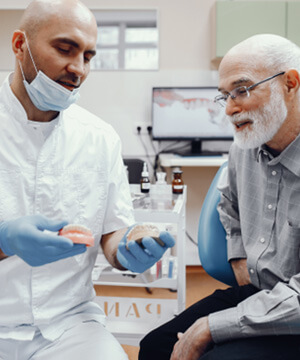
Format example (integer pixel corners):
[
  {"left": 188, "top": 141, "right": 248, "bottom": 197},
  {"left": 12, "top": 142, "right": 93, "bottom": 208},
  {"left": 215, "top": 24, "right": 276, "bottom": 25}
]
[{"left": 0, "top": 74, "right": 135, "bottom": 341}]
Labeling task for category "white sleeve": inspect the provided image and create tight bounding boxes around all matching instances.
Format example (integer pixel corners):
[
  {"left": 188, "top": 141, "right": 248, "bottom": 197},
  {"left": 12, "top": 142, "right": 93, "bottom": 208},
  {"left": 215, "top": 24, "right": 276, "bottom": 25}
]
[{"left": 102, "top": 137, "right": 135, "bottom": 234}]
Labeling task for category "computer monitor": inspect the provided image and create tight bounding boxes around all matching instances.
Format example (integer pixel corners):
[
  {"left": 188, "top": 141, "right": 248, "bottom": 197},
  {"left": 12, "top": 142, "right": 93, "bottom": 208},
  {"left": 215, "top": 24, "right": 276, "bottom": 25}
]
[{"left": 151, "top": 87, "right": 234, "bottom": 155}]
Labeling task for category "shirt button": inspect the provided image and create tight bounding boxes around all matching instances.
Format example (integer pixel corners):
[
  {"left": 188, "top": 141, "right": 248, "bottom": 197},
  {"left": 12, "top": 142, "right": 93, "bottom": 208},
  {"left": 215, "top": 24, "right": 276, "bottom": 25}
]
[
  {"left": 249, "top": 268, "right": 255, "bottom": 274},
  {"left": 260, "top": 237, "right": 265, "bottom": 243},
  {"left": 272, "top": 170, "right": 277, "bottom": 176},
  {"left": 268, "top": 204, "right": 273, "bottom": 210}
]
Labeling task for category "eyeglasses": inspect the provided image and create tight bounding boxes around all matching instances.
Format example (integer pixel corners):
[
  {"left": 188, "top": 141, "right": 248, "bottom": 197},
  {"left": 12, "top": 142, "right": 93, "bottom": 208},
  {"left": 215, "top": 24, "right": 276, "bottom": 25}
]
[{"left": 214, "top": 71, "right": 285, "bottom": 107}]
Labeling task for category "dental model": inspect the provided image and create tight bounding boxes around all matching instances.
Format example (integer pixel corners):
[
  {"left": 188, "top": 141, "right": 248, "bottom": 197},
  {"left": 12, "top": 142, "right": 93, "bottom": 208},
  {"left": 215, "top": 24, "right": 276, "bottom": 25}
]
[
  {"left": 59, "top": 224, "right": 95, "bottom": 247},
  {"left": 126, "top": 224, "right": 164, "bottom": 249}
]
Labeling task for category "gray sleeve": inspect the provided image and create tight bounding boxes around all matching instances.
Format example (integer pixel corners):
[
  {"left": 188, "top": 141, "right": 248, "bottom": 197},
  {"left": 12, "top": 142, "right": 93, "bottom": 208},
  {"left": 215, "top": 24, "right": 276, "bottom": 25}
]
[
  {"left": 208, "top": 279, "right": 300, "bottom": 343},
  {"left": 217, "top": 159, "right": 247, "bottom": 260}
]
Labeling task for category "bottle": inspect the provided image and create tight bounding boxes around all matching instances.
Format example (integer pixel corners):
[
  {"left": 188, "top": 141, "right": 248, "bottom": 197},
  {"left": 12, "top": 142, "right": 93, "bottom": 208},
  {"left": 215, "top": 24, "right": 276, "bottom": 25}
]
[
  {"left": 156, "top": 171, "right": 167, "bottom": 185},
  {"left": 140, "top": 162, "right": 150, "bottom": 193},
  {"left": 172, "top": 168, "right": 184, "bottom": 194}
]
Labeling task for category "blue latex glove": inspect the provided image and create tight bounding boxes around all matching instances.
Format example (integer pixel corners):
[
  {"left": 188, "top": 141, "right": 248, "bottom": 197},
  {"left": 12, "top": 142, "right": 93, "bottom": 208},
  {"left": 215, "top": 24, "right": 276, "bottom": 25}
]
[
  {"left": 0, "top": 215, "right": 86, "bottom": 267},
  {"left": 117, "top": 226, "right": 175, "bottom": 273}
]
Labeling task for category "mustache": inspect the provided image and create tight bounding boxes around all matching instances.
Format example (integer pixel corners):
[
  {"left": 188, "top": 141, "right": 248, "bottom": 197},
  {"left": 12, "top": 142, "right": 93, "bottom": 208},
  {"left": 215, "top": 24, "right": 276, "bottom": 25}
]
[
  {"left": 228, "top": 111, "right": 253, "bottom": 124},
  {"left": 227, "top": 111, "right": 260, "bottom": 130}
]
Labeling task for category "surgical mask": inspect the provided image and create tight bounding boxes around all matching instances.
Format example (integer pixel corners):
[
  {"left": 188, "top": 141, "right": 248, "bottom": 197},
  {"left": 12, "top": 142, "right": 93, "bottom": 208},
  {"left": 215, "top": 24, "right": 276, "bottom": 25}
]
[{"left": 19, "top": 33, "right": 80, "bottom": 112}]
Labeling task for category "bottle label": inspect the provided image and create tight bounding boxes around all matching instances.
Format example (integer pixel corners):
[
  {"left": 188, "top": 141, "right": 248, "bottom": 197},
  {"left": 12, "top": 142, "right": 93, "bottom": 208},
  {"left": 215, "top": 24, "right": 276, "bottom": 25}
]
[
  {"left": 141, "top": 183, "right": 150, "bottom": 190},
  {"left": 173, "top": 185, "right": 183, "bottom": 190}
]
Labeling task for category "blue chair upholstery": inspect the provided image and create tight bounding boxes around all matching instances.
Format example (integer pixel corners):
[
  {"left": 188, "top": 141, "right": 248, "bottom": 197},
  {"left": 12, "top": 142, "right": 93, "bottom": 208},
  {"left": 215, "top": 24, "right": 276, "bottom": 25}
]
[{"left": 198, "top": 162, "right": 238, "bottom": 287}]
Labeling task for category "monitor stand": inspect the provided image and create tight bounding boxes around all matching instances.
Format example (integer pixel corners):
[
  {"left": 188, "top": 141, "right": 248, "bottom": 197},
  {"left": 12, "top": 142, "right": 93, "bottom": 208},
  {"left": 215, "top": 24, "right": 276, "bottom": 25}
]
[{"left": 175, "top": 139, "right": 223, "bottom": 157}]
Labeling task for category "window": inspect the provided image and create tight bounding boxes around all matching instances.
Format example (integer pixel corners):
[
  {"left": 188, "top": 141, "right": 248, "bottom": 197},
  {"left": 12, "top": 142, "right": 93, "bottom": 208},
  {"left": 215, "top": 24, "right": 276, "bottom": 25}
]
[{"left": 91, "top": 10, "right": 158, "bottom": 71}]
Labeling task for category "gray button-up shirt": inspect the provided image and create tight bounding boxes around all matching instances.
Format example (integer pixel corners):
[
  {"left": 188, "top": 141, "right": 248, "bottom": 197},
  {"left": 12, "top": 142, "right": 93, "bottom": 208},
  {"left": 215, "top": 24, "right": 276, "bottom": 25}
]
[{"left": 208, "top": 136, "right": 300, "bottom": 343}]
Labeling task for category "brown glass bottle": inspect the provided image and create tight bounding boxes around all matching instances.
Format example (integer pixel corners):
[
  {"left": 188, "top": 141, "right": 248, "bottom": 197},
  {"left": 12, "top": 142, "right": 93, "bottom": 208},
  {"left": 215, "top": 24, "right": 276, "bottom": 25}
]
[{"left": 172, "top": 169, "right": 184, "bottom": 194}]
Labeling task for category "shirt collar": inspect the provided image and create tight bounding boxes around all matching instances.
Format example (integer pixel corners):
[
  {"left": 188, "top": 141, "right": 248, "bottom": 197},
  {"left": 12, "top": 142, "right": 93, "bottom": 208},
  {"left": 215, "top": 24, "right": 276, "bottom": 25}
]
[
  {"left": 256, "top": 133, "right": 300, "bottom": 176},
  {"left": 1, "top": 73, "right": 28, "bottom": 125},
  {"left": 2, "top": 73, "right": 62, "bottom": 127}
]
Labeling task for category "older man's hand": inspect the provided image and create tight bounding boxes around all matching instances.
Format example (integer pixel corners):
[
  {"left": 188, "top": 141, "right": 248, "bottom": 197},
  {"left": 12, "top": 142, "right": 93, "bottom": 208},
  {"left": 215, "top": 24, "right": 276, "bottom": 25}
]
[
  {"left": 170, "top": 317, "right": 213, "bottom": 360},
  {"left": 231, "top": 258, "right": 251, "bottom": 285}
]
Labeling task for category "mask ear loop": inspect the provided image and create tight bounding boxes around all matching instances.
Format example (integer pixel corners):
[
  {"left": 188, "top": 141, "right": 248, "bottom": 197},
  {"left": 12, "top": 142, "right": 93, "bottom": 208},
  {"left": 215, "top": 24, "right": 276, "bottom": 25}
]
[
  {"left": 18, "top": 59, "right": 26, "bottom": 81},
  {"left": 20, "top": 31, "right": 39, "bottom": 75}
]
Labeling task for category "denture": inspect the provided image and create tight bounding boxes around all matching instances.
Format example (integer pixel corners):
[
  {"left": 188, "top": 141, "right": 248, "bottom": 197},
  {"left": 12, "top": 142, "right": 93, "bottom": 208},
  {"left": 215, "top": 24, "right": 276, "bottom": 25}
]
[{"left": 59, "top": 224, "right": 95, "bottom": 247}]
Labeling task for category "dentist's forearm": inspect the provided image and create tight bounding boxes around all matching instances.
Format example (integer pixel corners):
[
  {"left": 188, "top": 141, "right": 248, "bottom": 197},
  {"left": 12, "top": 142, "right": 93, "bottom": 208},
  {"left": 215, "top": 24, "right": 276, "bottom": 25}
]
[
  {"left": 0, "top": 222, "right": 9, "bottom": 260},
  {"left": 0, "top": 249, "right": 8, "bottom": 261},
  {"left": 101, "top": 227, "right": 128, "bottom": 270}
]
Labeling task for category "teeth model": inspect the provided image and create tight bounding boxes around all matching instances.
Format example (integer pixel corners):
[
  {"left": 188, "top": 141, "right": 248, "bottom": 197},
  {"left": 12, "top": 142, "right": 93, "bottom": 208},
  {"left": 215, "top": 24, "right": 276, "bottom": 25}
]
[
  {"left": 59, "top": 224, "right": 95, "bottom": 247},
  {"left": 126, "top": 224, "right": 164, "bottom": 249}
]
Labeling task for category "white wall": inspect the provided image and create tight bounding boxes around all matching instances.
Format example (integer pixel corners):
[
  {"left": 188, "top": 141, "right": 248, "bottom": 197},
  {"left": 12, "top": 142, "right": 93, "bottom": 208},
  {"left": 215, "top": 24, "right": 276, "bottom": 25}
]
[
  {"left": 0, "top": 0, "right": 219, "bottom": 157},
  {"left": 80, "top": 0, "right": 219, "bottom": 158}
]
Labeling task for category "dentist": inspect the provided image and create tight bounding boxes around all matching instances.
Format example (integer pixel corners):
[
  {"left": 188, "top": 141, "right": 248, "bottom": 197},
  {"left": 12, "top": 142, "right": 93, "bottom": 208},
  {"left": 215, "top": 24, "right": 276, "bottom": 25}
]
[{"left": 0, "top": 1, "right": 174, "bottom": 359}]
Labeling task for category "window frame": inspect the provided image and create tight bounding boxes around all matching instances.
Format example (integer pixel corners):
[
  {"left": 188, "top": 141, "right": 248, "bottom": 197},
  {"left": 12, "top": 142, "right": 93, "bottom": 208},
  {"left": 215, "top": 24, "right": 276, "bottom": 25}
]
[{"left": 91, "top": 10, "right": 159, "bottom": 71}]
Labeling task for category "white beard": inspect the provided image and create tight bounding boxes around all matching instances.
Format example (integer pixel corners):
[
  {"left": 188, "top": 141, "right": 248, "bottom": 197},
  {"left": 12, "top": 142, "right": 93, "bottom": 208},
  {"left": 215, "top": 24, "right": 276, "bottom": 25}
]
[{"left": 228, "top": 86, "right": 288, "bottom": 150}]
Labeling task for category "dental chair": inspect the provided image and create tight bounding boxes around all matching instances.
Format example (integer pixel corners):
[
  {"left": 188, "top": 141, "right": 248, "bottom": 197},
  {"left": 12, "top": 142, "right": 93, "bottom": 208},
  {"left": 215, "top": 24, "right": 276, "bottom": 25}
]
[{"left": 198, "top": 162, "right": 238, "bottom": 287}]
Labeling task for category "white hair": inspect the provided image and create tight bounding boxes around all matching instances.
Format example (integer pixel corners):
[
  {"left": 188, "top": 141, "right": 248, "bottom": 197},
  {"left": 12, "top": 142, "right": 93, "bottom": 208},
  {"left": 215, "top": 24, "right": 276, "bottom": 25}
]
[{"left": 227, "top": 34, "right": 300, "bottom": 73}]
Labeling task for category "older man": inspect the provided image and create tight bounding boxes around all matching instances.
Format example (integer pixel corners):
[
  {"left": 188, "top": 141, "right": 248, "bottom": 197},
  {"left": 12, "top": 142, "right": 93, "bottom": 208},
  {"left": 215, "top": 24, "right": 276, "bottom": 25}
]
[
  {"left": 0, "top": 1, "right": 174, "bottom": 359},
  {"left": 139, "top": 34, "right": 300, "bottom": 360}
]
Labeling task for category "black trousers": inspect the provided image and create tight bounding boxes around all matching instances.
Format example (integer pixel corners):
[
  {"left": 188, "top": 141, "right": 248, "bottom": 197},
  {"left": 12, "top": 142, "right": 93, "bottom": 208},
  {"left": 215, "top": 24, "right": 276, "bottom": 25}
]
[{"left": 138, "top": 285, "right": 300, "bottom": 360}]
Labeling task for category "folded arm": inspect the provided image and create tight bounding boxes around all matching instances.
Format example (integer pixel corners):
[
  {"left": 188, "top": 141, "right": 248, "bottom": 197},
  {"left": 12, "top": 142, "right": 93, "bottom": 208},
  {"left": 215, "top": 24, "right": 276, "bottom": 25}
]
[{"left": 209, "top": 276, "right": 300, "bottom": 343}]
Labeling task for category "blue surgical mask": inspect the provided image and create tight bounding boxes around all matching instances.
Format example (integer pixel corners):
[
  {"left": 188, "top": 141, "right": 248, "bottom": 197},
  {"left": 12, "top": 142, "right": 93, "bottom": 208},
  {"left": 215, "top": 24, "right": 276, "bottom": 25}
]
[{"left": 19, "top": 33, "right": 80, "bottom": 112}]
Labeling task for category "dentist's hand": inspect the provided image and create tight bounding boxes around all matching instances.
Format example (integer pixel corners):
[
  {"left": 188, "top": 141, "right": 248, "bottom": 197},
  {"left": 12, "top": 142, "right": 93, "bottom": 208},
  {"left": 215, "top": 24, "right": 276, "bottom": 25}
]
[
  {"left": 117, "top": 226, "right": 175, "bottom": 273},
  {"left": 0, "top": 215, "right": 86, "bottom": 266}
]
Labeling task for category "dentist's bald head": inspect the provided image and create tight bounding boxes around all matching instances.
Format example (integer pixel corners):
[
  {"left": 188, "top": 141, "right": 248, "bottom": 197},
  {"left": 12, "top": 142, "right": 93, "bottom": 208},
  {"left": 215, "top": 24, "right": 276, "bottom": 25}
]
[{"left": 19, "top": 0, "right": 96, "bottom": 39}]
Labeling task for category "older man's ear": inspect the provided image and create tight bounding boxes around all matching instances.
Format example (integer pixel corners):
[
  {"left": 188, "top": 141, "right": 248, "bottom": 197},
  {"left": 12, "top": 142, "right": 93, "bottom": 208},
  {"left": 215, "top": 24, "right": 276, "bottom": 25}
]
[{"left": 284, "top": 69, "right": 300, "bottom": 93}]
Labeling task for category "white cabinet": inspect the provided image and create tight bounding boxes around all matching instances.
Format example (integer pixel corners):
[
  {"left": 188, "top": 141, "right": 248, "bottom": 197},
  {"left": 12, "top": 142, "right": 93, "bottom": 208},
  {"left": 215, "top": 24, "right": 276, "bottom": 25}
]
[
  {"left": 159, "top": 153, "right": 227, "bottom": 265},
  {"left": 93, "top": 184, "right": 186, "bottom": 345}
]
